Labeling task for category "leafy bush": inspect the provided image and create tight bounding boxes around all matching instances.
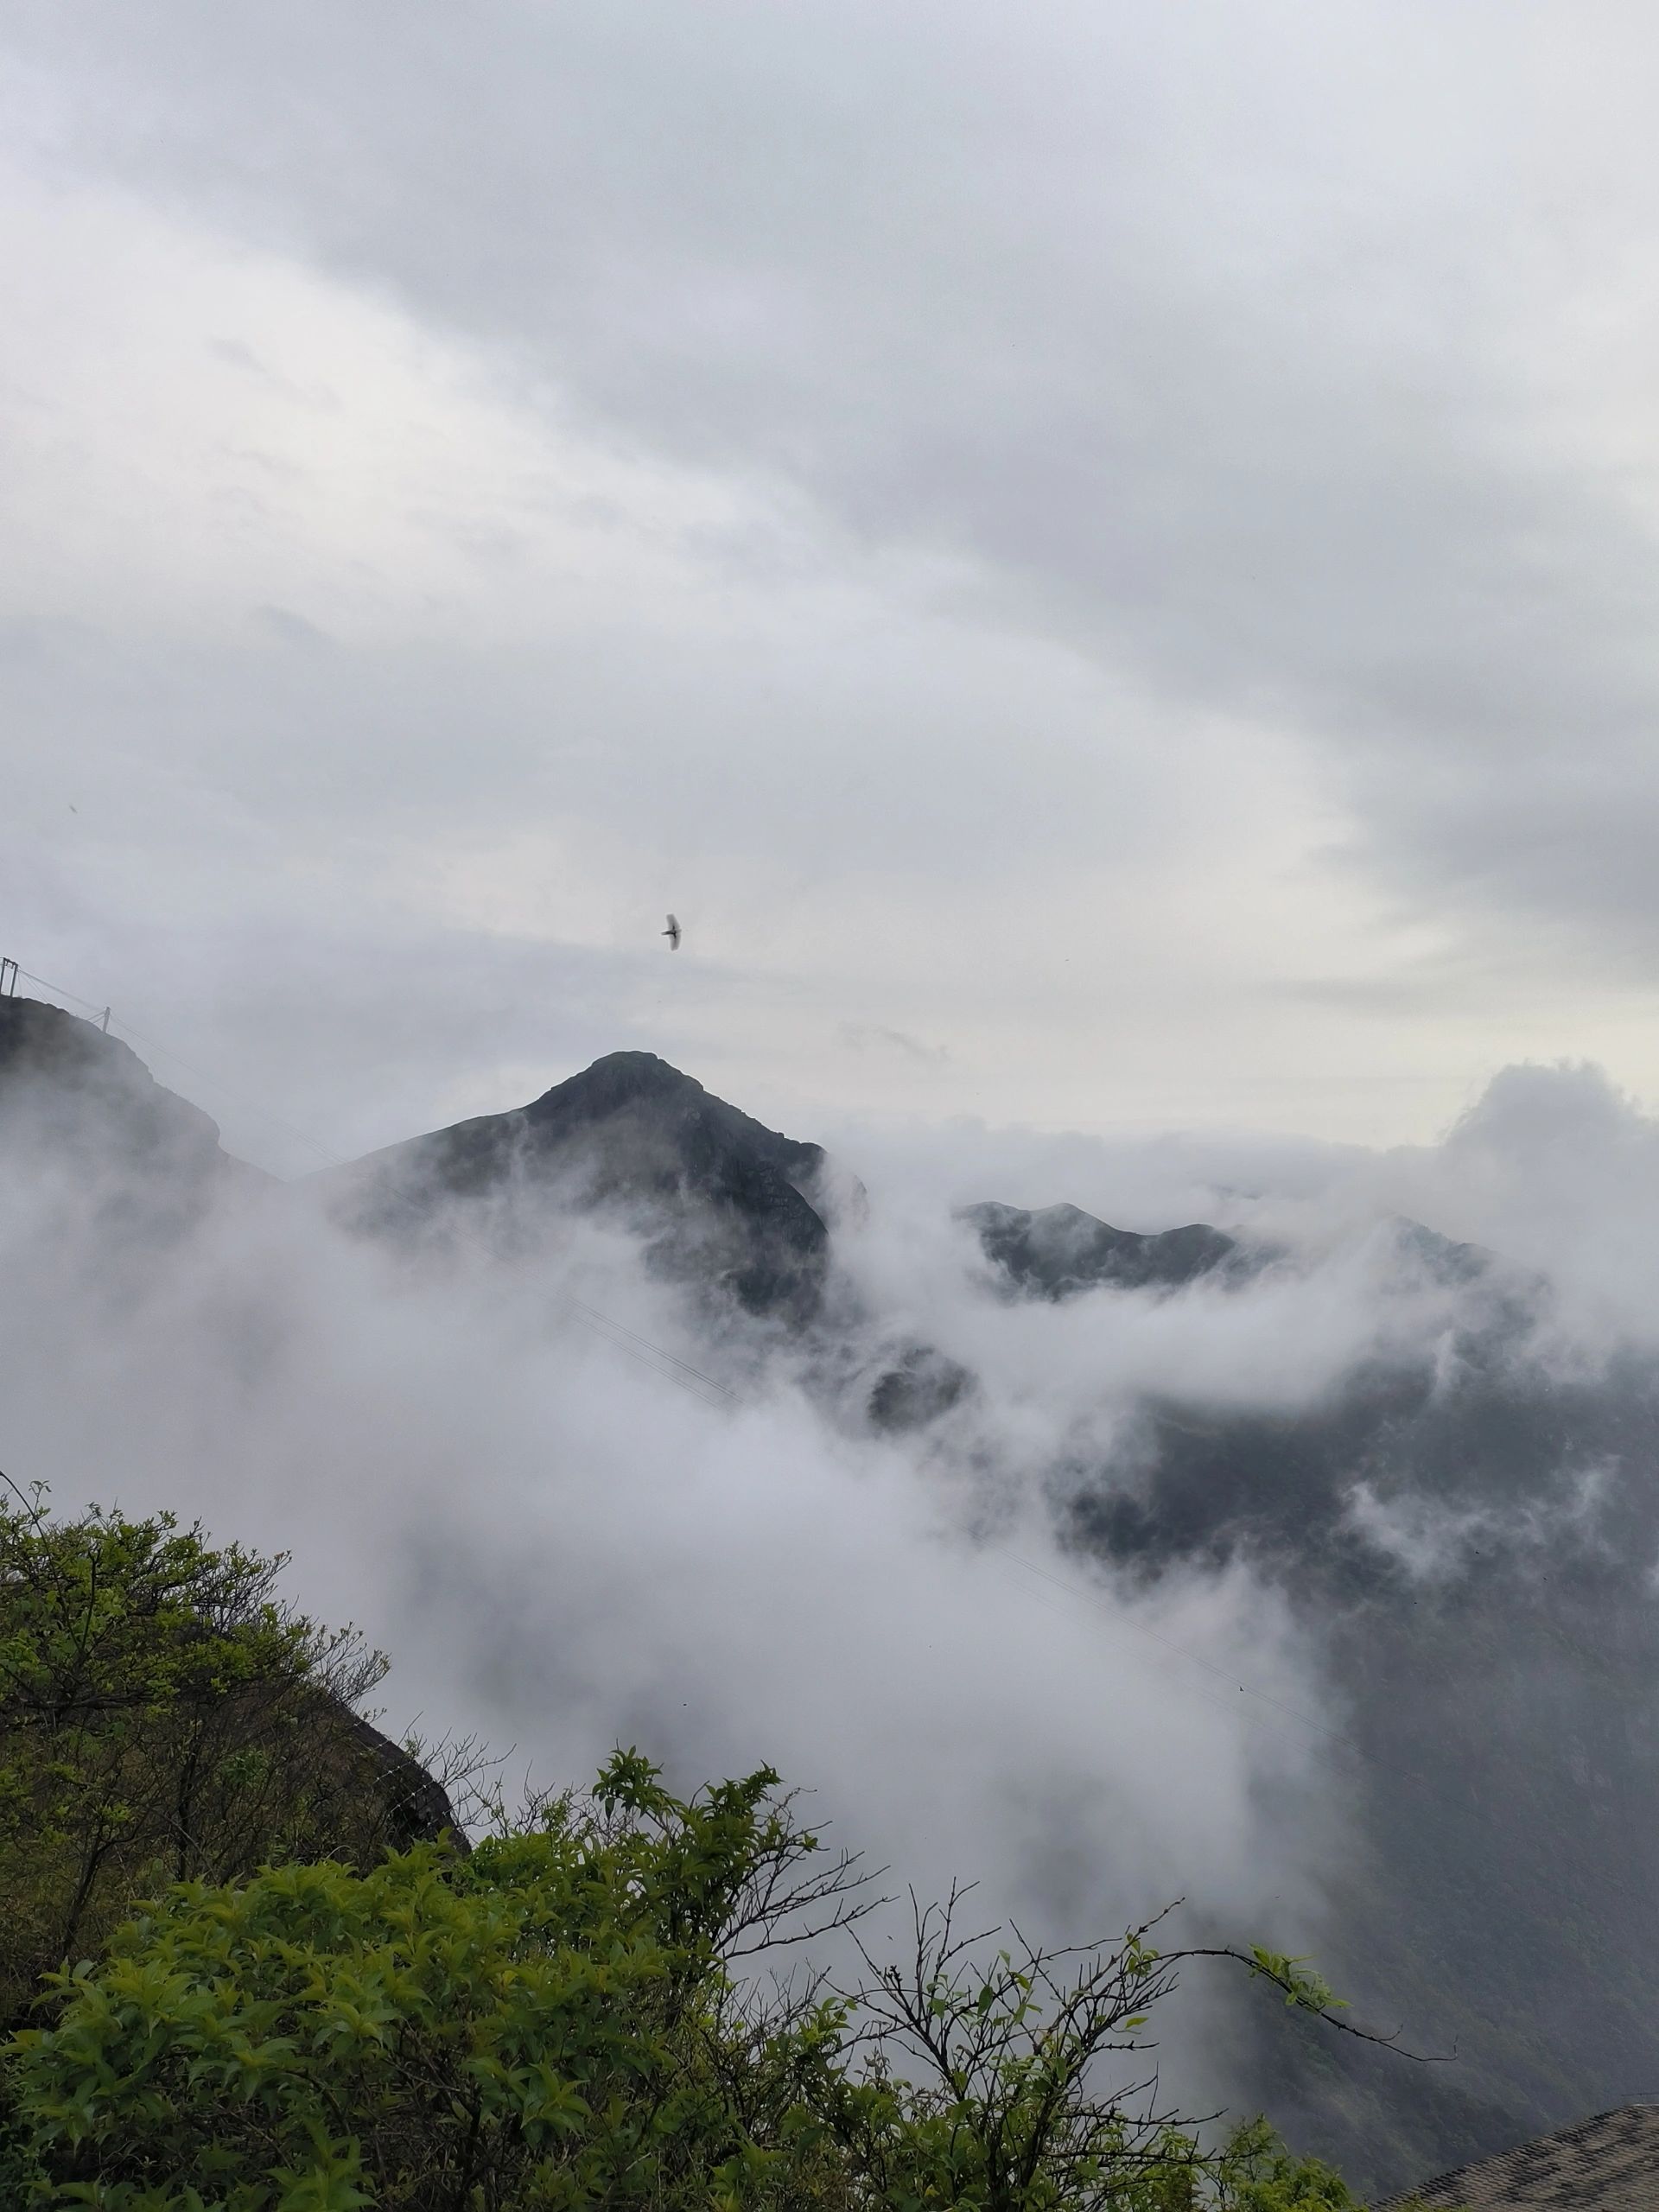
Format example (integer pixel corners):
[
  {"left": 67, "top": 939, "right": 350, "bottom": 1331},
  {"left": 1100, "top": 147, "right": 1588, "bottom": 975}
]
[
  {"left": 0, "top": 1482, "right": 429, "bottom": 2029},
  {"left": 13, "top": 1755, "right": 861, "bottom": 2209},
  {"left": 10, "top": 1753, "right": 1379, "bottom": 2212}
]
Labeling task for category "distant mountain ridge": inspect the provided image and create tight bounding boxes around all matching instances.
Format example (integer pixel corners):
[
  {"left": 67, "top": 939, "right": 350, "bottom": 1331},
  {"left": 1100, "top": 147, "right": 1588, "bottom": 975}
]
[{"left": 961, "top": 1198, "right": 1244, "bottom": 1299}]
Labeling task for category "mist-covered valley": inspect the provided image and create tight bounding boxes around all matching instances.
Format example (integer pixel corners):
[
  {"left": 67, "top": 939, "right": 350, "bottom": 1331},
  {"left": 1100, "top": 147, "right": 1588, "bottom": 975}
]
[{"left": 6, "top": 990, "right": 1659, "bottom": 2195}]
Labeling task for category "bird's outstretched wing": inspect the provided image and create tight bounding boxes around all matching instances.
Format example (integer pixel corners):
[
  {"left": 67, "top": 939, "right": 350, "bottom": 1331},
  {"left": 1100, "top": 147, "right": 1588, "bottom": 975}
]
[{"left": 664, "top": 913, "right": 681, "bottom": 950}]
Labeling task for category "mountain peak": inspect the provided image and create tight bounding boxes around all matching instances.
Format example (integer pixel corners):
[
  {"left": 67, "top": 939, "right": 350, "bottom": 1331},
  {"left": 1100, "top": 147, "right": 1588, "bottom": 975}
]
[
  {"left": 530, "top": 1051, "right": 702, "bottom": 1109},
  {"left": 333, "top": 1049, "right": 837, "bottom": 1323}
]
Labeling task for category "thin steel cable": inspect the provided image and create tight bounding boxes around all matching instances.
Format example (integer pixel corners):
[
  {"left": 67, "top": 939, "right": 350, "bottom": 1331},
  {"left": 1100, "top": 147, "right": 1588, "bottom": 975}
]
[{"left": 15, "top": 966, "right": 107, "bottom": 1018}]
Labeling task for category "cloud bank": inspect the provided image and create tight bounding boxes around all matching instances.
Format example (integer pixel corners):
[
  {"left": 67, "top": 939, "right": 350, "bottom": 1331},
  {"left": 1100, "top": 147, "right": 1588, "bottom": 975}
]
[{"left": 8, "top": 3, "right": 1659, "bottom": 1146}]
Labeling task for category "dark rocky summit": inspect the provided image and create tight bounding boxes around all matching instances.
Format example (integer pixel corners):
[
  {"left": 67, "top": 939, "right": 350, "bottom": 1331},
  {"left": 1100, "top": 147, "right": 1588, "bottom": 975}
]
[
  {"left": 328, "top": 1050, "right": 842, "bottom": 1324},
  {"left": 961, "top": 1198, "right": 1242, "bottom": 1300}
]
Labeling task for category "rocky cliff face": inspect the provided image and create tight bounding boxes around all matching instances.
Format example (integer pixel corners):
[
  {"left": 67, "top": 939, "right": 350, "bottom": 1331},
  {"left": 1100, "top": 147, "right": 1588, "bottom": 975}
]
[{"left": 327, "top": 1707, "right": 471, "bottom": 1856}]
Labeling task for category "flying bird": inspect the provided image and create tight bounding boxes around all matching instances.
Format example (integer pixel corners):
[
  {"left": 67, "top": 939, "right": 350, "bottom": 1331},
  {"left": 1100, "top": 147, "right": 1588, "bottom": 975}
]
[{"left": 663, "top": 913, "right": 681, "bottom": 950}]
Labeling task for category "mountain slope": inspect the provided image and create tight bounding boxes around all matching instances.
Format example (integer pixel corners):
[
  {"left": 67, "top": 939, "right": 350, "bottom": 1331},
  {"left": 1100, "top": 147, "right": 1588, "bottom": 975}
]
[{"left": 0, "top": 996, "right": 256, "bottom": 1215}]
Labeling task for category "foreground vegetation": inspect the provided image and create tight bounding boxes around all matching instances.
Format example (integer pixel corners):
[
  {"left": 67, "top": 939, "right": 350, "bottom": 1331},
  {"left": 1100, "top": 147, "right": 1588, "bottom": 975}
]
[{"left": 0, "top": 1483, "right": 1383, "bottom": 2209}]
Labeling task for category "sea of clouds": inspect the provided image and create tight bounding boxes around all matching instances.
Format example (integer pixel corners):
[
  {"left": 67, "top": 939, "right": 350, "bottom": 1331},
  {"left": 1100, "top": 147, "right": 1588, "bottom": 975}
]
[{"left": 3, "top": 1046, "right": 1656, "bottom": 2122}]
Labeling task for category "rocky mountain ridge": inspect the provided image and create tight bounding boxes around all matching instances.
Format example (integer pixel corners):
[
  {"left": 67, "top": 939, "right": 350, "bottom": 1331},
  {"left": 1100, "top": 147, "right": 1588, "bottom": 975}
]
[
  {"left": 0, "top": 1000, "right": 1265, "bottom": 1330},
  {"left": 961, "top": 1198, "right": 1245, "bottom": 1299}
]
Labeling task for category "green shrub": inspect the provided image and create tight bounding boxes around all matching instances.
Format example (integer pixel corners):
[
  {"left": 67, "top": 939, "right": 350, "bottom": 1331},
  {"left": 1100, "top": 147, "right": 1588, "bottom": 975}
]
[
  {"left": 0, "top": 1483, "right": 410, "bottom": 2028},
  {"left": 9, "top": 1751, "right": 1379, "bottom": 2212},
  {"left": 12, "top": 1755, "right": 857, "bottom": 2209}
]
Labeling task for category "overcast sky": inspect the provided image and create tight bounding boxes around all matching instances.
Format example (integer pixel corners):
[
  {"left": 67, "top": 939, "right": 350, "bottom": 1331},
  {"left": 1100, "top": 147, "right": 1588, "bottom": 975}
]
[{"left": 6, "top": 1, "right": 1659, "bottom": 1173}]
